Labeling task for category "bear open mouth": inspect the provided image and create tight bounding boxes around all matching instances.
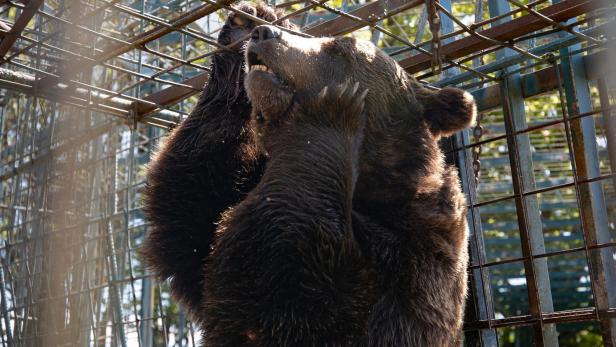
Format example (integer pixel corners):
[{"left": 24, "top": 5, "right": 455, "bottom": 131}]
[
  {"left": 247, "top": 51, "right": 274, "bottom": 74},
  {"left": 246, "top": 51, "right": 291, "bottom": 90},
  {"left": 244, "top": 48, "right": 294, "bottom": 122}
]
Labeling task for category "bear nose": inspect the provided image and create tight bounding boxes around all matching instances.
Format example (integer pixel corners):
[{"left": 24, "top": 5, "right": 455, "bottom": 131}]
[{"left": 251, "top": 25, "right": 280, "bottom": 42}]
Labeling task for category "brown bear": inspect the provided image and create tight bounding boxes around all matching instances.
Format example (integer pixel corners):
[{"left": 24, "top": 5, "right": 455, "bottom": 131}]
[
  {"left": 141, "top": 5, "right": 476, "bottom": 345},
  {"left": 201, "top": 25, "right": 476, "bottom": 346},
  {"left": 140, "top": 3, "right": 295, "bottom": 314}
]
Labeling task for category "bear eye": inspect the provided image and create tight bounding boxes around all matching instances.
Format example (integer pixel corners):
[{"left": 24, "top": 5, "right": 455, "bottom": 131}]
[
  {"left": 324, "top": 40, "right": 349, "bottom": 60},
  {"left": 231, "top": 15, "right": 247, "bottom": 27},
  {"left": 332, "top": 47, "right": 350, "bottom": 62},
  {"left": 229, "top": 13, "right": 254, "bottom": 29}
]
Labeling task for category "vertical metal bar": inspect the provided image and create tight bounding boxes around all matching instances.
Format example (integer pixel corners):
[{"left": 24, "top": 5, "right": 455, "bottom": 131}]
[
  {"left": 438, "top": 0, "right": 457, "bottom": 78},
  {"left": 105, "top": 145, "right": 127, "bottom": 347},
  {"left": 140, "top": 130, "right": 155, "bottom": 347},
  {"left": 472, "top": 0, "right": 485, "bottom": 88},
  {"left": 504, "top": 72, "right": 558, "bottom": 346},
  {"left": 137, "top": 1, "right": 154, "bottom": 344},
  {"left": 177, "top": 310, "right": 187, "bottom": 347},
  {"left": 370, "top": 23, "right": 382, "bottom": 45},
  {"left": 553, "top": 57, "right": 605, "bottom": 345},
  {"left": 414, "top": 8, "right": 428, "bottom": 45},
  {"left": 0, "top": 262, "right": 12, "bottom": 346},
  {"left": 82, "top": 133, "right": 105, "bottom": 347},
  {"left": 559, "top": 49, "right": 616, "bottom": 345},
  {"left": 123, "top": 117, "right": 143, "bottom": 347},
  {"left": 597, "top": 78, "right": 616, "bottom": 189},
  {"left": 500, "top": 75, "right": 549, "bottom": 347},
  {"left": 489, "top": 0, "right": 556, "bottom": 344},
  {"left": 140, "top": 277, "right": 153, "bottom": 347},
  {"left": 456, "top": 130, "right": 499, "bottom": 346},
  {"left": 445, "top": 0, "right": 490, "bottom": 341}
]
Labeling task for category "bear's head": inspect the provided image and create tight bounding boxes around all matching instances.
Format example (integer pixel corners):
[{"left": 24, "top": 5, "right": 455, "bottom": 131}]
[
  {"left": 203, "top": 4, "right": 296, "bottom": 104},
  {"left": 218, "top": 3, "right": 296, "bottom": 49},
  {"left": 244, "top": 25, "right": 476, "bottom": 143},
  {"left": 243, "top": 25, "right": 476, "bottom": 205}
]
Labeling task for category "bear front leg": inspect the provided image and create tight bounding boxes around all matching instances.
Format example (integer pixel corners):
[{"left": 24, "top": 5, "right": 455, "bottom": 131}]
[
  {"left": 360, "top": 171, "right": 470, "bottom": 347},
  {"left": 202, "top": 83, "right": 374, "bottom": 347},
  {"left": 141, "top": 52, "right": 264, "bottom": 314}
]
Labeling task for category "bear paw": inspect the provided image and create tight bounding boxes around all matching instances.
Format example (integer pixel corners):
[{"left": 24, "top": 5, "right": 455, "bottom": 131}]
[{"left": 304, "top": 81, "right": 369, "bottom": 134}]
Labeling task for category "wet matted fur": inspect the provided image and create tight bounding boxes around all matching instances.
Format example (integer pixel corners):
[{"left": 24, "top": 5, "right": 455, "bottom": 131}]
[
  {"left": 140, "top": 2, "right": 294, "bottom": 315},
  {"left": 201, "top": 26, "right": 476, "bottom": 346},
  {"left": 141, "top": 7, "right": 476, "bottom": 346}
]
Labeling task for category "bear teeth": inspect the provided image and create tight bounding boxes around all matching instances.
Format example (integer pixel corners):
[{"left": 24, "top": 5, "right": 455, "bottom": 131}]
[{"left": 251, "top": 64, "right": 273, "bottom": 73}]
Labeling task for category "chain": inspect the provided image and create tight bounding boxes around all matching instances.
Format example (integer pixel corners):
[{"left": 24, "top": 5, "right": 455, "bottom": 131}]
[
  {"left": 471, "top": 113, "right": 484, "bottom": 186},
  {"left": 425, "top": 0, "right": 442, "bottom": 74}
]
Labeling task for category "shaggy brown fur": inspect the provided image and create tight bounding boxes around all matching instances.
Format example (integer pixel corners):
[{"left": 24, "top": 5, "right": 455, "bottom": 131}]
[
  {"left": 200, "top": 25, "right": 476, "bottom": 346},
  {"left": 142, "top": 9, "right": 475, "bottom": 344},
  {"left": 140, "top": 3, "right": 294, "bottom": 315},
  {"left": 204, "top": 83, "right": 373, "bottom": 346}
]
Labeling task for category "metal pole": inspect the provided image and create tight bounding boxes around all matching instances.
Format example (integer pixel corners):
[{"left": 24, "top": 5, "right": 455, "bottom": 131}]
[
  {"left": 559, "top": 48, "right": 616, "bottom": 346},
  {"left": 489, "top": 0, "right": 558, "bottom": 344}
]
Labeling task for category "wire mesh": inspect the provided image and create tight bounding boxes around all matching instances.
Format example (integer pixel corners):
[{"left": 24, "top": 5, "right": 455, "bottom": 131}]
[{"left": 0, "top": 0, "right": 614, "bottom": 346}]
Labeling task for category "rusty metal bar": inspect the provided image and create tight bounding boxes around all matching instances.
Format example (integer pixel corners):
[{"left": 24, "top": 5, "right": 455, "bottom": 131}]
[
  {"left": 506, "top": 0, "right": 603, "bottom": 45},
  {"left": 557, "top": 39, "right": 616, "bottom": 343},
  {"left": 465, "top": 307, "right": 616, "bottom": 330},
  {"left": 304, "top": 0, "right": 423, "bottom": 36},
  {"left": 137, "top": 73, "right": 208, "bottom": 118},
  {"left": 141, "top": 0, "right": 605, "bottom": 118},
  {"left": 96, "top": 0, "right": 319, "bottom": 109},
  {"left": 0, "top": 0, "right": 43, "bottom": 58},
  {"left": 2, "top": 0, "right": 124, "bottom": 65},
  {"left": 399, "top": 0, "right": 602, "bottom": 73},
  {"left": 500, "top": 75, "right": 546, "bottom": 347},
  {"left": 35, "top": 0, "right": 236, "bottom": 90},
  {"left": 138, "top": 0, "right": 496, "bottom": 117},
  {"left": 136, "top": 0, "right": 428, "bottom": 117},
  {"left": 436, "top": 1, "right": 543, "bottom": 62},
  {"left": 0, "top": 66, "right": 182, "bottom": 123}
]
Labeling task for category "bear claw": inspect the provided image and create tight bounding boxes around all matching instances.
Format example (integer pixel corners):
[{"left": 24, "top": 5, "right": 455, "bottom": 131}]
[
  {"left": 319, "top": 81, "right": 368, "bottom": 115},
  {"left": 313, "top": 81, "right": 368, "bottom": 133}
]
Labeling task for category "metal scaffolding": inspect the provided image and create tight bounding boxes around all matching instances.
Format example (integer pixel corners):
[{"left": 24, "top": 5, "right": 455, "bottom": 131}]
[{"left": 0, "top": 0, "right": 614, "bottom": 346}]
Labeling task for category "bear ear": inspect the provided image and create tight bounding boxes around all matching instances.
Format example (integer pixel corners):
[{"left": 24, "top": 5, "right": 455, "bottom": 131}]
[{"left": 417, "top": 87, "right": 477, "bottom": 137}]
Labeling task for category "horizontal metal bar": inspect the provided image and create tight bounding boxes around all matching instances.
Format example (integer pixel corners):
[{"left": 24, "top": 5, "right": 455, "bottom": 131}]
[
  {"left": 464, "top": 307, "right": 616, "bottom": 331},
  {"left": 399, "top": 0, "right": 602, "bottom": 73},
  {"left": 0, "top": 67, "right": 183, "bottom": 123},
  {"left": 0, "top": 0, "right": 43, "bottom": 58},
  {"left": 435, "top": 21, "right": 614, "bottom": 87},
  {"left": 471, "top": 50, "right": 610, "bottom": 112},
  {"left": 304, "top": 0, "right": 423, "bottom": 36},
  {"left": 34, "top": 0, "right": 235, "bottom": 90},
  {"left": 136, "top": 0, "right": 464, "bottom": 117},
  {"left": 137, "top": 73, "right": 208, "bottom": 118}
]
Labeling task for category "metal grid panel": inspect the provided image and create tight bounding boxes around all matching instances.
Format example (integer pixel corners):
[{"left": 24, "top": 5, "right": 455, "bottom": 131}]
[{"left": 0, "top": 0, "right": 614, "bottom": 346}]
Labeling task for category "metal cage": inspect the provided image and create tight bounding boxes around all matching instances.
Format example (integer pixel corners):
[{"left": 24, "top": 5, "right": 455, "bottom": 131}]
[{"left": 0, "top": 0, "right": 614, "bottom": 345}]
